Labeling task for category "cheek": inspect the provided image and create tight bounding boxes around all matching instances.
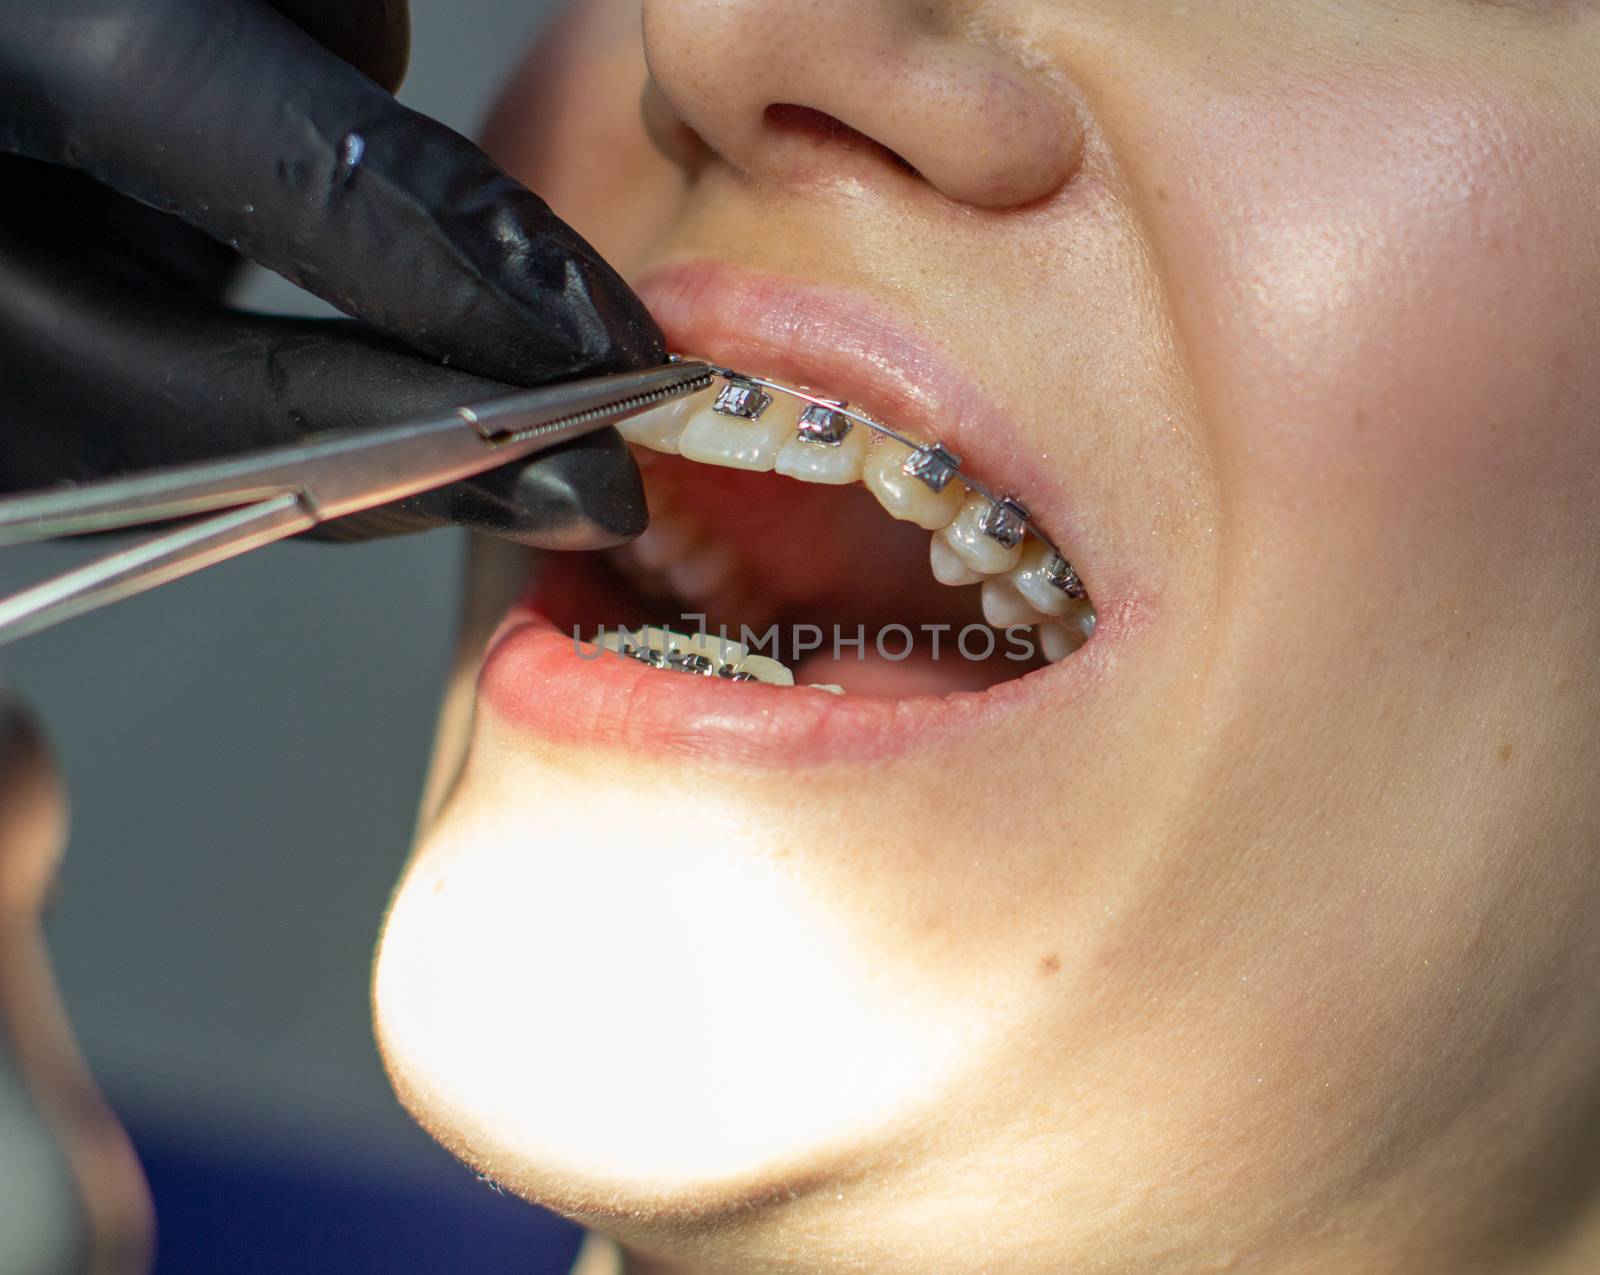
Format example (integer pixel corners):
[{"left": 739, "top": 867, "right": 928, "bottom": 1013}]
[{"left": 1144, "top": 63, "right": 1600, "bottom": 592}]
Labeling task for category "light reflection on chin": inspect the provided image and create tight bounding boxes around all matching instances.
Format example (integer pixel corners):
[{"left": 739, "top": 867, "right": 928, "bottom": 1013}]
[{"left": 374, "top": 737, "right": 981, "bottom": 1192}]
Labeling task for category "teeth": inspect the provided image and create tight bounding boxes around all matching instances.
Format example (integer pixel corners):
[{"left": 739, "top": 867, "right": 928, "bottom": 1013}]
[
  {"left": 795, "top": 400, "right": 853, "bottom": 445},
  {"left": 598, "top": 625, "right": 738, "bottom": 661},
  {"left": 1039, "top": 610, "right": 1095, "bottom": 663},
  {"left": 774, "top": 403, "right": 870, "bottom": 485},
  {"left": 613, "top": 370, "right": 1097, "bottom": 682},
  {"left": 713, "top": 378, "right": 772, "bottom": 419},
  {"left": 805, "top": 683, "right": 846, "bottom": 695},
  {"left": 937, "top": 494, "right": 1025, "bottom": 575},
  {"left": 1039, "top": 623, "right": 1077, "bottom": 663},
  {"left": 928, "top": 535, "right": 986, "bottom": 586},
  {"left": 978, "top": 498, "right": 1029, "bottom": 549},
  {"left": 900, "top": 443, "right": 961, "bottom": 493},
  {"left": 735, "top": 654, "right": 795, "bottom": 687},
  {"left": 980, "top": 576, "right": 1047, "bottom": 629},
  {"left": 862, "top": 442, "right": 967, "bottom": 529},
  {"left": 590, "top": 626, "right": 801, "bottom": 685},
  {"left": 610, "top": 625, "right": 679, "bottom": 657},
  {"left": 678, "top": 629, "right": 749, "bottom": 664},
  {"left": 617, "top": 388, "right": 712, "bottom": 454},
  {"left": 1008, "top": 541, "right": 1086, "bottom": 617},
  {"left": 678, "top": 391, "right": 798, "bottom": 472}
]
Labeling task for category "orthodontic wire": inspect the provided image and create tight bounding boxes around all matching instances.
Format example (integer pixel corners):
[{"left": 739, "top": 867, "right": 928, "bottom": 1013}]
[{"left": 698, "top": 362, "right": 1067, "bottom": 561}]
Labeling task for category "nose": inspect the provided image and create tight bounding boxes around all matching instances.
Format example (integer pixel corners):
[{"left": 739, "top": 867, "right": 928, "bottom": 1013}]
[{"left": 641, "top": 0, "right": 1084, "bottom": 210}]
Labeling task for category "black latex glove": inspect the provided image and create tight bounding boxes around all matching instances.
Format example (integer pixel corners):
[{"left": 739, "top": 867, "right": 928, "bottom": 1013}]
[{"left": 0, "top": 0, "right": 664, "bottom": 548}]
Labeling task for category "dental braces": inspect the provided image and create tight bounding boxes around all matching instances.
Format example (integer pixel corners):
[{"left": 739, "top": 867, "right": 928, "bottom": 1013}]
[
  {"left": 592, "top": 624, "right": 802, "bottom": 686},
  {"left": 684, "top": 359, "right": 1088, "bottom": 604},
  {"left": 613, "top": 638, "right": 756, "bottom": 680}
]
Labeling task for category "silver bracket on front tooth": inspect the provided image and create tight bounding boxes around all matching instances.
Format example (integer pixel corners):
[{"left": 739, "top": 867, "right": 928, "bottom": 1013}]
[
  {"left": 979, "top": 498, "right": 1029, "bottom": 549},
  {"left": 902, "top": 443, "right": 961, "bottom": 493},
  {"left": 797, "top": 401, "right": 852, "bottom": 446},
  {"left": 713, "top": 377, "right": 773, "bottom": 420}
]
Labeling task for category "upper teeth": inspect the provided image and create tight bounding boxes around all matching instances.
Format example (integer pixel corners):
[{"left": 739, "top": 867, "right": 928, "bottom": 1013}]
[
  {"left": 863, "top": 441, "right": 967, "bottom": 530},
  {"left": 902, "top": 443, "right": 961, "bottom": 493},
  {"left": 775, "top": 402, "right": 870, "bottom": 485},
  {"left": 614, "top": 367, "right": 1096, "bottom": 668},
  {"left": 679, "top": 386, "right": 791, "bottom": 471},
  {"left": 796, "top": 402, "right": 852, "bottom": 445},
  {"left": 977, "top": 498, "right": 1029, "bottom": 549},
  {"left": 712, "top": 378, "right": 773, "bottom": 419},
  {"left": 936, "top": 493, "right": 1025, "bottom": 575}
]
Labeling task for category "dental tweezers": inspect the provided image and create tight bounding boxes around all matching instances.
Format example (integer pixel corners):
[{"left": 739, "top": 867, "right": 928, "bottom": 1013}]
[{"left": 0, "top": 361, "right": 715, "bottom": 646}]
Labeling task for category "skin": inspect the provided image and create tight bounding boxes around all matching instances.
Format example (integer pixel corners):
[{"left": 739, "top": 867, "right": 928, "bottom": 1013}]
[{"left": 373, "top": 2, "right": 1600, "bottom": 1272}]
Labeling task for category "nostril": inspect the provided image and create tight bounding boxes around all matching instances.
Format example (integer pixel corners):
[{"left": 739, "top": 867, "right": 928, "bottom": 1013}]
[
  {"left": 644, "top": 3, "right": 1082, "bottom": 211},
  {"left": 763, "top": 104, "right": 921, "bottom": 178}
]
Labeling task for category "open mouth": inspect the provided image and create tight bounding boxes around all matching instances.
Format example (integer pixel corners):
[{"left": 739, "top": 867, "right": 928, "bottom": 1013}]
[
  {"left": 569, "top": 364, "right": 1095, "bottom": 697},
  {"left": 479, "top": 262, "right": 1107, "bottom": 764}
]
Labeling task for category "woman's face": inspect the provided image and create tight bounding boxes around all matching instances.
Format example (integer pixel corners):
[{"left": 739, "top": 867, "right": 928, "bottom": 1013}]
[{"left": 375, "top": 3, "right": 1600, "bottom": 1270}]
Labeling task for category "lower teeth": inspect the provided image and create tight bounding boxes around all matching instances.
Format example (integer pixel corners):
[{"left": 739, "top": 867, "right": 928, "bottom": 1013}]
[{"left": 594, "top": 627, "right": 795, "bottom": 687}]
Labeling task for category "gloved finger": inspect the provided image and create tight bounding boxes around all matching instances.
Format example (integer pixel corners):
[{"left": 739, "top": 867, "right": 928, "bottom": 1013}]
[
  {"left": 266, "top": 0, "right": 410, "bottom": 94},
  {"left": 1, "top": 0, "right": 664, "bottom": 386},
  {"left": 320, "top": 425, "right": 647, "bottom": 551},
  {"left": 0, "top": 158, "right": 241, "bottom": 301},
  {"left": 2, "top": 0, "right": 415, "bottom": 309},
  {"left": 0, "top": 227, "right": 647, "bottom": 550}
]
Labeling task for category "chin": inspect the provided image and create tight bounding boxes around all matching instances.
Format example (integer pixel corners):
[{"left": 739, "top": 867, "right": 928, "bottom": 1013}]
[{"left": 372, "top": 732, "right": 995, "bottom": 1217}]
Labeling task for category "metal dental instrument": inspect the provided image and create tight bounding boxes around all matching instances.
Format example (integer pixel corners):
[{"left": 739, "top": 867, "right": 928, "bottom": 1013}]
[{"left": 0, "top": 361, "right": 716, "bottom": 646}]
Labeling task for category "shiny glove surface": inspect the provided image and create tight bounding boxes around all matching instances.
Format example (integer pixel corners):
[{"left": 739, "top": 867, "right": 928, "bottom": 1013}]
[{"left": 0, "top": 0, "right": 663, "bottom": 547}]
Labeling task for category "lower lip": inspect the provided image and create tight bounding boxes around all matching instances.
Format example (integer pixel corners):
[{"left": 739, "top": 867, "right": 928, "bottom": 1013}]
[{"left": 479, "top": 557, "right": 1121, "bottom": 769}]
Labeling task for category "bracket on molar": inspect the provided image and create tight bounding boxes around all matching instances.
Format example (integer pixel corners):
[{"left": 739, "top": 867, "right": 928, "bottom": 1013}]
[
  {"left": 979, "top": 498, "right": 1029, "bottom": 548},
  {"left": 1046, "top": 554, "right": 1087, "bottom": 600},
  {"left": 902, "top": 443, "right": 961, "bottom": 493},
  {"left": 796, "top": 401, "right": 852, "bottom": 445},
  {"left": 713, "top": 377, "right": 772, "bottom": 420}
]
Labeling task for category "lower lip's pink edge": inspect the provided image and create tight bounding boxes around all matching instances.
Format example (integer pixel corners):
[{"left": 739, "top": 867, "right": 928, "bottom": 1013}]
[{"left": 477, "top": 598, "right": 1136, "bottom": 770}]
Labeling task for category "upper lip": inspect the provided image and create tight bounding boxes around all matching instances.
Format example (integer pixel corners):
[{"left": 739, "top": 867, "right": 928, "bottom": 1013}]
[{"left": 633, "top": 259, "right": 1083, "bottom": 580}]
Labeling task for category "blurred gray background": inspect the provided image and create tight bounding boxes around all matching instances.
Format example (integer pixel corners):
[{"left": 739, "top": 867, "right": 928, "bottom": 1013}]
[{"left": 0, "top": 0, "right": 564, "bottom": 1172}]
